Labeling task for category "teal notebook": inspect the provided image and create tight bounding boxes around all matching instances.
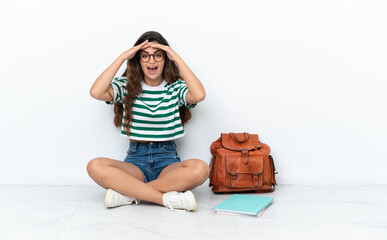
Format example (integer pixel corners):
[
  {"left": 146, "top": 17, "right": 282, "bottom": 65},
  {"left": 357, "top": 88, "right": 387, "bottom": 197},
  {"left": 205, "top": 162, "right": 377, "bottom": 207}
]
[{"left": 214, "top": 194, "right": 274, "bottom": 216}]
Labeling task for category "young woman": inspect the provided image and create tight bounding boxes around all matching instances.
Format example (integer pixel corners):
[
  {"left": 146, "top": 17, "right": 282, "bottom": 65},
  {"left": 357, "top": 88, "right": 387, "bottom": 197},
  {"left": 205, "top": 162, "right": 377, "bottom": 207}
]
[{"left": 87, "top": 31, "right": 209, "bottom": 211}]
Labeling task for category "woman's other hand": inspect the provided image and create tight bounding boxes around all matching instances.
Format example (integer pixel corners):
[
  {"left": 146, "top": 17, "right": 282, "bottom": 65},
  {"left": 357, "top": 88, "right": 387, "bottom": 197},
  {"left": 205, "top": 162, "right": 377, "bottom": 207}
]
[{"left": 150, "top": 42, "right": 180, "bottom": 62}]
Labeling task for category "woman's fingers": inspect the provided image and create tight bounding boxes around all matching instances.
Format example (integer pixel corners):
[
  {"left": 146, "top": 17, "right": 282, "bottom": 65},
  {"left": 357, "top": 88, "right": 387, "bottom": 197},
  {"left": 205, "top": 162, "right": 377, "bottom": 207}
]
[
  {"left": 150, "top": 42, "right": 162, "bottom": 48},
  {"left": 150, "top": 42, "right": 169, "bottom": 51},
  {"left": 137, "top": 39, "right": 149, "bottom": 49},
  {"left": 121, "top": 41, "right": 178, "bottom": 61},
  {"left": 134, "top": 40, "right": 151, "bottom": 53},
  {"left": 140, "top": 42, "right": 152, "bottom": 50},
  {"left": 120, "top": 40, "right": 152, "bottom": 60}
]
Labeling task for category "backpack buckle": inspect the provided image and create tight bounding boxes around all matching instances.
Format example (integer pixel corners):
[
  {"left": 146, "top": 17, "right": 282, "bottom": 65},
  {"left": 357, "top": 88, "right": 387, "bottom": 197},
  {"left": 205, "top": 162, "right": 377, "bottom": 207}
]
[
  {"left": 241, "top": 149, "right": 249, "bottom": 164},
  {"left": 241, "top": 149, "right": 249, "bottom": 157}
]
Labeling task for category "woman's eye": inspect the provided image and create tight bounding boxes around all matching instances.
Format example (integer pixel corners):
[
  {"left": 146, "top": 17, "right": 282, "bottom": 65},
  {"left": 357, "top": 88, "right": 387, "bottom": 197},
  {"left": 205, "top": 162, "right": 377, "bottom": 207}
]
[
  {"left": 155, "top": 54, "right": 162, "bottom": 58},
  {"left": 141, "top": 54, "right": 149, "bottom": 59}
]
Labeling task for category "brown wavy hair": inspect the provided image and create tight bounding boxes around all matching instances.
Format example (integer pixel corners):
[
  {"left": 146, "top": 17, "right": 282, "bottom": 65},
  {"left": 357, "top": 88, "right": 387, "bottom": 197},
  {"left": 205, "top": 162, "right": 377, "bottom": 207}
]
[{"left": 113, "top": 31, "right": 192, "bottom": 136}]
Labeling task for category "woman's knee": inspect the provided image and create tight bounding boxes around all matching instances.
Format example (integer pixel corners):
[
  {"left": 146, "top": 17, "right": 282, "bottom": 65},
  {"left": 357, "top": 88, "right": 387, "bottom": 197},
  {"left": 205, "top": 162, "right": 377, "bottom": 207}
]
[
  {"left": 87, "top": 158, "right": 108, "bottom": 178},
  {"left": 186, "top": 159, "right": 210, "bottom": 182}
]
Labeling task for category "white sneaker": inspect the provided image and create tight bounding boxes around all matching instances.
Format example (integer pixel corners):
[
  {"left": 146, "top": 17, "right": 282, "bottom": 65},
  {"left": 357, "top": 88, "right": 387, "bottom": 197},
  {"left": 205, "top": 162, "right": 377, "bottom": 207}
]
[
  {"left": 163, "top": 190, "right": 197, "bottom": 211},
  {"left": 104, "top": 189, "right": 140, "bottom": 208}
]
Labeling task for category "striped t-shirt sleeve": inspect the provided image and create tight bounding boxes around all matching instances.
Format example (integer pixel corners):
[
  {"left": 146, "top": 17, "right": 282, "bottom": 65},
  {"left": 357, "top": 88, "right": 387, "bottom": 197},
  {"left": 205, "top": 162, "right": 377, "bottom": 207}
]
[
  {"left": 105, "top": 77, "right": 127, "bottom": 105},
  {"left": 176, "top": 80, "right": 196, "bottom": 109}
]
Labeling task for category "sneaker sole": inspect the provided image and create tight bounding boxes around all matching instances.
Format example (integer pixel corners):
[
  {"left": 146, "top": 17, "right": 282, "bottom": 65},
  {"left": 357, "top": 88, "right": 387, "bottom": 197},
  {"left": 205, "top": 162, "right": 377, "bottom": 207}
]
[
  {"left": 186, "top": 190, "right": 197, "bottom": 211},
  {"left": 104, "top": 189, "right": 113, "bottom": 208}
]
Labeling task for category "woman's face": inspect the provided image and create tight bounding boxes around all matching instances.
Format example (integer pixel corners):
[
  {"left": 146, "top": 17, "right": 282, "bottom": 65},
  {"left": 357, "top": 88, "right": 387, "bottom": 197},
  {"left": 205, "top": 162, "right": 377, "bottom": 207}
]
[{"left": 139, "top": 43, "right": 165, "bottom": 85}]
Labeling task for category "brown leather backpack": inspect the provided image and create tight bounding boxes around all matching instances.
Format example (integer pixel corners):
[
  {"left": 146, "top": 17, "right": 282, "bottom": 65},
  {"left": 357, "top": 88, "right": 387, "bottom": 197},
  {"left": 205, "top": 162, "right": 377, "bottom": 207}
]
[{"left": 209, "top": 132, "right": 277, "bottom": 193}]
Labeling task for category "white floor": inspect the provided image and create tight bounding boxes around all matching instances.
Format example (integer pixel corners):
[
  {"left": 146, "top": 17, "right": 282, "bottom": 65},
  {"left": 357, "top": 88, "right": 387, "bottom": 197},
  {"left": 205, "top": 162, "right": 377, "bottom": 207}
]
[{"left": 0, "top": 184, "right": 386, "bottom": 240}]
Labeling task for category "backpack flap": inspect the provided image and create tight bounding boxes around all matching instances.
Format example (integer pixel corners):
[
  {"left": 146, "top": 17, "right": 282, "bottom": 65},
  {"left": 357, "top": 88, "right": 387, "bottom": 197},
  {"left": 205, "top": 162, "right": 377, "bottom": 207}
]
[
  {"left": 225, "top": 155, "right": 264, "bottom": 188},
  {"left": 221, "top": 132, "right": 260, "bottom": 151}
]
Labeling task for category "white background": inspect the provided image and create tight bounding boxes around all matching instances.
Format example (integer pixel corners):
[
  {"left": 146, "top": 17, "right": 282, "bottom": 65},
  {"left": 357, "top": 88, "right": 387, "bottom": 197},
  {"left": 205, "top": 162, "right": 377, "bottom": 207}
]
[{"left": 0, "top": 0, "right": 386, "bottom": 185}]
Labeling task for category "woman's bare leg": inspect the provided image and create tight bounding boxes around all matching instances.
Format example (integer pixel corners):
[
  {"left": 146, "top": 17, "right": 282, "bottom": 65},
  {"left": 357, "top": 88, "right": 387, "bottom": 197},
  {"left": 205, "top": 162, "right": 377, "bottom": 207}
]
[
  {"left": 147, "top": 159, "right": 210, "bottom": 193},
  {"left": 87, "top": 158, "right": 163, "bottom": 205}
]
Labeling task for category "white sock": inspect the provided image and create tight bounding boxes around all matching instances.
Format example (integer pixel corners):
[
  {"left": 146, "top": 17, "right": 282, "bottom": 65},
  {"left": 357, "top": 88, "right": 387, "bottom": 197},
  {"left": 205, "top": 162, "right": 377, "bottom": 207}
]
[{"left": 162, "top": 193, "right": 168, "bottom": 207}]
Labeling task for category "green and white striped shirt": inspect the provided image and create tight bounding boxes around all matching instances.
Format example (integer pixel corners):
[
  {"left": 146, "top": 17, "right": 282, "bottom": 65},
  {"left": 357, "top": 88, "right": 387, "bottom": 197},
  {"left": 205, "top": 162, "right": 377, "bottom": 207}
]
[{"left": 106, "top": 76, "right": 196, "bottom": 141}]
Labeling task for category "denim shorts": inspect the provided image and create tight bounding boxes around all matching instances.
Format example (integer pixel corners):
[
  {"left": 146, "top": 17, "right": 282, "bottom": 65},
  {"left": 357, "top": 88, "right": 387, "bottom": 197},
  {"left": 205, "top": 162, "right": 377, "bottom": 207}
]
[{"left": 124, "top": 141, "right": 181, "bottom": 183}]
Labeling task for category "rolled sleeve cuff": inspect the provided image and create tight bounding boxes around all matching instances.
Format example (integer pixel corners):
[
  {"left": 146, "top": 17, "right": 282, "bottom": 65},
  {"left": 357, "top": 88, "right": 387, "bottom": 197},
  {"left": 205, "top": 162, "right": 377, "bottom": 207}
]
[{"left": 183, "top": 88, "right": 196, "bottom": 109}]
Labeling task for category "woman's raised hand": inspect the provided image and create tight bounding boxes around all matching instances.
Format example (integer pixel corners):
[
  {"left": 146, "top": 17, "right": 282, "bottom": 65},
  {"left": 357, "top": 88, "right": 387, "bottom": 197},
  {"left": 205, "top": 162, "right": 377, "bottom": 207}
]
[
  {"left": 120, "top": 40, "right": 152, "bottom": 60},
  {"left": 150, "top": 42, "right": 180, "bottom": 62}
]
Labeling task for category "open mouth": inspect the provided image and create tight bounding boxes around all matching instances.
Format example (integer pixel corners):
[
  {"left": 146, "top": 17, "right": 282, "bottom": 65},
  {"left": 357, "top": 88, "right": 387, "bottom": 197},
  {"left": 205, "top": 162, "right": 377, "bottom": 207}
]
[{"left": 147, "top": 67, "right": 158, "bottom": 74}]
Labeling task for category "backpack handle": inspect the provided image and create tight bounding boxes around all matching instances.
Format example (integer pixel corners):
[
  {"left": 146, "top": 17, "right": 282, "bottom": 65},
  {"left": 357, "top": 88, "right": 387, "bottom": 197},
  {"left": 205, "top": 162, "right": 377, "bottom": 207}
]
[{"left": 230, "top": 132, "right": 250, "bottom": 143}]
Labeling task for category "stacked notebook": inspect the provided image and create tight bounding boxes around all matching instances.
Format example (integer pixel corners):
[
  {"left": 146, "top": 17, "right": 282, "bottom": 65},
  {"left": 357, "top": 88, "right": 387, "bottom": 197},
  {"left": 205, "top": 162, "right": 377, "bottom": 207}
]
[{"left": 214, "top": 194, "right": 274, "bottom": 217}]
